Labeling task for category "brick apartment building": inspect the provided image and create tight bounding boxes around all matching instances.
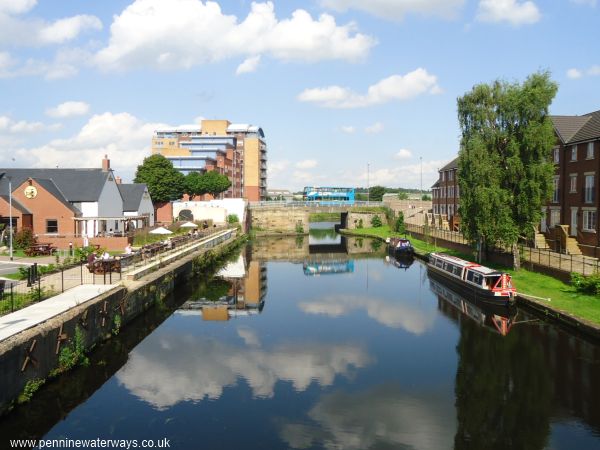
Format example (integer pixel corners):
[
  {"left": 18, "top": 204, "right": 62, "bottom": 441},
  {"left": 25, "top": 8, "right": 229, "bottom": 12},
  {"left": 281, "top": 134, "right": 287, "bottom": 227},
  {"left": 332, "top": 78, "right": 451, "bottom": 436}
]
[
  {"left": 152, "top": 119, "right": 267, "bottom": 201},
  {"left": 430, "top": 109, "right": 600, "bottom": 255}
]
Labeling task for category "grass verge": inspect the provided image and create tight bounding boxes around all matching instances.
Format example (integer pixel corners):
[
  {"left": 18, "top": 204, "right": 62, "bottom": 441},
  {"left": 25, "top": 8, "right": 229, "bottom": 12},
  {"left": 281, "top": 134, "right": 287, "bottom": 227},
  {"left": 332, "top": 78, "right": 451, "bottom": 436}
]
[{"left": 344, "top": 225, "right": 600, "bottom": 325}]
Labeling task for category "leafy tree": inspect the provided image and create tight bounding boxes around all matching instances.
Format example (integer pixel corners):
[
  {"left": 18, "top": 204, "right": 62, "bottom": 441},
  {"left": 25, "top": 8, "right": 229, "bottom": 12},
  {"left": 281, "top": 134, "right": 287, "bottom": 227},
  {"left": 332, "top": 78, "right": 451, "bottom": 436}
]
[
  {"left": 457, "top": 71, "right": 557, "bottom": 268},
  {"left": 368, "top": 185, "right": 386, "bottom": 202},
  {"left": 398, "top": 192, "right": 409, "bottom": 200},
  {"left": 134, "top": 155, "right": 185, "bottom": 203},
  {"left": 184, "top": 172, "right": 207, "bottom": 199},
  {"left": 421, "top": 194, "right": 431, "bottom": 201},
  {"left": 370, "top": 215, "right": 382, "bottom": 227},
  {"left": 201, "top": 170, "right": 231, "bottom": 198}
]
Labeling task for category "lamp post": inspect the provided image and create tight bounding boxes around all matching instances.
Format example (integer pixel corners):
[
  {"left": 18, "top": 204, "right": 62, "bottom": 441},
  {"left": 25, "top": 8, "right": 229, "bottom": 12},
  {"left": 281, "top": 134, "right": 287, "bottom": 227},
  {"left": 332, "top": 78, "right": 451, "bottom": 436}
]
[{"left": 8, "top": 176, "right": 13, "bottom": 261}]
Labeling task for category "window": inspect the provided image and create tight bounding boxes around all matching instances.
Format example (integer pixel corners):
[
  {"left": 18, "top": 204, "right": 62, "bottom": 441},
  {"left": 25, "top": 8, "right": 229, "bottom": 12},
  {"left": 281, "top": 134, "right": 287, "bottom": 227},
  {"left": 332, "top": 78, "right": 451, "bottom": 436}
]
[
  {"left": 588, "top": 142, "right": 595, "bottom": 159},
  {"left": 550, "top": 209, "right": 560, "bottom": 227},
  {"left": 553, "top": 148, "right": 560, "bottom": 163},
  {"left": 449, "top": 171, "right": 454, "bottom": 181},
  {"left": 448, "top": 186, "right": 454, "bottom": 198},
  {"left": 456, "top": 186, "right": 460, "bottom": 198},
  {"left": 552, "top": 176, "right": 560, "bottom": 203},
  {"left": 570, "top": 174, "right": 577, "bottom": 193},
  {"left": 448, "top": 205, "right": 454, "bottom": 217},
  {"left": 442, "top": 187, "right": 446, "bottom": 198},
  {"left": 571, "top": 145, "right": 578, "bottom": 161},
  {"left": 441, "top": 171, "right": 445, "bottom": 181},
  {"left": 585, "top": 174, "right": 595, "bottom": 203},
  {"left": 583, "top": 210, "right": 597, "bottom": 232},
  {"left": 46, "top": 219, "right": 58, "bottom": 233},
  {"left": 434, "top": 204, "right": 439, "bottom": 214}
]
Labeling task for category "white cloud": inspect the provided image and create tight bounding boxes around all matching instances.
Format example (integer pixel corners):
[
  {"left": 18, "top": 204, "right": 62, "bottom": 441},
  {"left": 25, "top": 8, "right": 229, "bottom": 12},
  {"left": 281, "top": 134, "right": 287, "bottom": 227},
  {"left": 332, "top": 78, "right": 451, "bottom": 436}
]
[
  {"left": 94, "top": 0, "right": 376, "bottom": 72},
  {"left": 0, "top": 0, "right": 36, "bottom": 15},
  {"left": 46, "top": 101, "right": 90, "bottom": 118},
  {"left": 340, "top": 125, "right": 355, "bottom": 134},
  {"left": 567, "top": 68, "right": 583, "bottom": 79},
  {"left": 236, "top": 55, "right": 261, "bottom": 75},
  {"left": 365, "top": 122, "right": 384, "bottom": 134},
  {"left": 4, "top": 112, "right": 169, "bottom": 174},
  {"left": 299, "top": 293, "right": 436, "bottom": 334},
  {"left": 0, "top": 2, "right": 102, "bottom": 47},
  {"left": 116, "top": 328, "right": 371, "bottom": 409},
  {"left": 0, "top": 115, "right": 60, "bottom": 134},
  {"left": 394, "top": 148, "right": 412, "bottom": 159},
  {"left": 320, "top": 0, "right": 465, "bottom": 21},
  {"left": 567, "top": 64, "right": 600, "bottom": 79},
  {"left": 298, "top": 68, "right": 441, "bottom": 108},
  {"left": 0, "top": 48, "right": 92, "bottom": 80},
  {"left": 268, "top": 160, "right": 290, "bottom": 177},
  {"left": 476, "top": 0, "right": 541, "bottom": 26},
  {"left": 295, "top": 159, "right": 318, "bottom": 169},
  {"left": 570, "top": 0, "right": 596, "bottom": 6},
  {"left": 38, "top": 15, "right": 102, "bottom": 45}
]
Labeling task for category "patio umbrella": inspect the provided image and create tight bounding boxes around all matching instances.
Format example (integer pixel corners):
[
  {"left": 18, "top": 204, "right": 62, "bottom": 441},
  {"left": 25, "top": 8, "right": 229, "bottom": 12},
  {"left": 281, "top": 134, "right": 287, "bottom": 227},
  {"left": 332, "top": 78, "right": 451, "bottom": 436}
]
[
  {"left": 180, "top": 221, "right": 198, "bottom": 228},
  {"left": 149, "top": 226, "right": 173, "bottom": 235}
]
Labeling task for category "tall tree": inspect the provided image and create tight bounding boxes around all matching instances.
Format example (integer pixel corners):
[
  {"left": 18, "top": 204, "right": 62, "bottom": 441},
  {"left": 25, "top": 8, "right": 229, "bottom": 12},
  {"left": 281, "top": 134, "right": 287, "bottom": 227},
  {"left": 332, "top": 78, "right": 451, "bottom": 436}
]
[
  {"left": 134, "top": 154, "right": 185, "bottom": 203},
  {"left": 457, "top": 71, "right": 557, "bottom": 269},
  {"left": 201, "top": 170, "right": 231, "bottom": 198}
]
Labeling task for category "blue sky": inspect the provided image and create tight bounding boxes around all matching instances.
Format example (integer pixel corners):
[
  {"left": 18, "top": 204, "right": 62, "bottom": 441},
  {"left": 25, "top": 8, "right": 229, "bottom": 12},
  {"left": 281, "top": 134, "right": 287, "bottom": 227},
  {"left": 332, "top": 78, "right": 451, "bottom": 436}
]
[{"left": 0, "top": 0, "right": 599, "bottom": 191}]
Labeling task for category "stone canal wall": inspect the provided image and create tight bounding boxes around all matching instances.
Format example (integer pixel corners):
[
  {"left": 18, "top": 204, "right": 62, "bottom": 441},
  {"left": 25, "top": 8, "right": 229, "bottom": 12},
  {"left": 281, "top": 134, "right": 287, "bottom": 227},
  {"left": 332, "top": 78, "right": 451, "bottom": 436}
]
[{"left": 0, "top": 232, "right": 244, "bottom": 416}]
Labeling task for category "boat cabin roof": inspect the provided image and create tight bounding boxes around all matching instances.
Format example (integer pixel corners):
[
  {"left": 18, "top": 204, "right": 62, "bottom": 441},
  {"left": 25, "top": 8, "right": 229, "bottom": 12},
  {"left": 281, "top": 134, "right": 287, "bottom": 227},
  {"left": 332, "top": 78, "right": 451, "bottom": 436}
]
[{"left": 430, "top": 253, "right": 503, "bottom": 276}]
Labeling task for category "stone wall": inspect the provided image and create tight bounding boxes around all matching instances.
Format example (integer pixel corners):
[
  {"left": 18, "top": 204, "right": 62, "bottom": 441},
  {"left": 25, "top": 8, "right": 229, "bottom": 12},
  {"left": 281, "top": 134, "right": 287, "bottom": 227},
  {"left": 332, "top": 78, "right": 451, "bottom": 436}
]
[
  {"left": 249, "top": 208, "right": 309, "bottom": 233},
  {"left": 346, "top": 212, "right": 386, "bottom": 230}
]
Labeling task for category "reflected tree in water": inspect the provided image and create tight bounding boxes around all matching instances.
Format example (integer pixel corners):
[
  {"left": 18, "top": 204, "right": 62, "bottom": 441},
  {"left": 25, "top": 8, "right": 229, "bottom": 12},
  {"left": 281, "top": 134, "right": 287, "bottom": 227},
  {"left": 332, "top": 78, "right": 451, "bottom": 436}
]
[{"left": 454, "top": 319, "right": 552, "bottom": 450}]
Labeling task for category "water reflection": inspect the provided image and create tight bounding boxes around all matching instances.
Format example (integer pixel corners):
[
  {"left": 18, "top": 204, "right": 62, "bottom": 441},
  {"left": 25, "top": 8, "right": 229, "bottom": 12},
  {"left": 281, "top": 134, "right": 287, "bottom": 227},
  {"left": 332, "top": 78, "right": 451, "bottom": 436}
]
[
  {"left": 384, "top": 253, "right": 415, "bottom": 271},
  {"left": 280, "top": 384, "right": 455, "bottom": 450},
  {"left": 298, "top": 293, "right": 436, "bottom": 334},
  {"left": 116, "top": 327, "right": 371, "bottom": 409},
  {"left": 181, "top": 253, "right": 267, "bottom": 319},
  {"left": 303, "top": 259, "right": 354, "bottom": 276},
  {"left": 429, "top": 275, "right": 517, "bottom": 336}
]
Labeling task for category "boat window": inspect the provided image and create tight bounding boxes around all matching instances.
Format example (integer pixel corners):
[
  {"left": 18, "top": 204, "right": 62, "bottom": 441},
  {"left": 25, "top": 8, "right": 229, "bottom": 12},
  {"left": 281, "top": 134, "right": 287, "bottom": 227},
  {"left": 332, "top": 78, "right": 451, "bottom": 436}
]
[
  {"left": 436, "top": 259, "right": 443, "bottom": 268},
  {"left": 466, "top": 270, "right": 475, "bottom": 282},
  {"left": 488, "top": 275, "right": 501, "bottom": 289},
  {"left": 472, "top": 273, "right": 482, "bottom": 285},
  {"left": 454, "top": 266, "right": 462, "bottom": 276}
]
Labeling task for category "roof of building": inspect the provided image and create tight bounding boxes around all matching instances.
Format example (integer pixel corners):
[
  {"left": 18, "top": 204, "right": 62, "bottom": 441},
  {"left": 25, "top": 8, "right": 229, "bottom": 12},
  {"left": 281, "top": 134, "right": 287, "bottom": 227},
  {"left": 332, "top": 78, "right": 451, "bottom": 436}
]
[
  {"left": 431, "top": 180, "right": 440, "bottom": 189},
  {"left": 552, "top": 110, "right": 600, "bottom": 144},
  {"left": 118, "top": 183, "right": 148, "bottom": 212},
  {"left": 0, "top": 169, "right": 111, "bottom": 203},
  {"left": 34, "top": 178, "right": 81, "bottom": 214},
  {"left": 440, "top": 157, "right": 459, "bottom": 172},
  {"left": 0, "top": 195, "right": 31, "bottom": 214}
]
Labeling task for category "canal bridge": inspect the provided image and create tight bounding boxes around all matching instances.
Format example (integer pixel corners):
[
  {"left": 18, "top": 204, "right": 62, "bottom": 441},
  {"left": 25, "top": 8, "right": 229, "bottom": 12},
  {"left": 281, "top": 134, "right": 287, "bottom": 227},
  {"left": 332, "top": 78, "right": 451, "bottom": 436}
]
[{"left": 248, "top": 201, "right": 384, "bottom": 233}]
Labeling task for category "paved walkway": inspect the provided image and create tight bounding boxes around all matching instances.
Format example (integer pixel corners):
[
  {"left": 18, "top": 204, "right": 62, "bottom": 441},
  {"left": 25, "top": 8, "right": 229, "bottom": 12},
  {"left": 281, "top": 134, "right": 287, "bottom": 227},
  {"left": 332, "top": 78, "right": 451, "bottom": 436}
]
[{"left": 0, "top": 284, "right": 117, "bottom": 342}]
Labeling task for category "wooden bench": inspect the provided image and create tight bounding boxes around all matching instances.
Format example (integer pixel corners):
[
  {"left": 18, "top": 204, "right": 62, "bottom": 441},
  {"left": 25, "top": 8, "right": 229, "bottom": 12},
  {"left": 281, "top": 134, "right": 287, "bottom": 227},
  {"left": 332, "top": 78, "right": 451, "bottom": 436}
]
[{"left": 25, "top": 243, "right": 56, "bottom": 256}]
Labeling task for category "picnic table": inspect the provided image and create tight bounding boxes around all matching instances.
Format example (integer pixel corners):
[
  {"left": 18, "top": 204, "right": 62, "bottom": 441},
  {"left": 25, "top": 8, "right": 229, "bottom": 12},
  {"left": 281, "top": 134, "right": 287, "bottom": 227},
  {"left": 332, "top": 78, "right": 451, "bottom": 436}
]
[
  {"left": 25, "top": 243, "right": 56, "bottom": 256},
  {"left": 87, "top": 258, "right": 121, "bottom": 274}
]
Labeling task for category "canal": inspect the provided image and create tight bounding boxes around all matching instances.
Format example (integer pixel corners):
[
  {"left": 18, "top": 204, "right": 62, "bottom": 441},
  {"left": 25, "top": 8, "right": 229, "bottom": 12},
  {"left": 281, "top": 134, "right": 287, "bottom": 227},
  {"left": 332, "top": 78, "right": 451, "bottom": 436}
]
[{"left": 2, "top": 227, "right": 600, "bottom": 449}]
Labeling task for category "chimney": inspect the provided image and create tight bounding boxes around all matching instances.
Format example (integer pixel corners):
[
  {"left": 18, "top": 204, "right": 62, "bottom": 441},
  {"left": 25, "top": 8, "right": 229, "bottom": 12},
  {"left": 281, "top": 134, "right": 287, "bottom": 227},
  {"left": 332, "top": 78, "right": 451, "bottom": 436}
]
[
  {"left": 115, "top": 176, "right": 122, "bottom": 184},
  {"left": 102, "top": 154, "right": 110, "bottom": 172}
]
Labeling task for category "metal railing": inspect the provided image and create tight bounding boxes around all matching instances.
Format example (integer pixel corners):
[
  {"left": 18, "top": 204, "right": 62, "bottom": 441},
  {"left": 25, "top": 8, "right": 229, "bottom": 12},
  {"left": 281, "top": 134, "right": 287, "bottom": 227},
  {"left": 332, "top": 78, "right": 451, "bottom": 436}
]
[
  {"left": 405, "top": 222, "right": 600, "bottom": 276},
  {"left": 0, "top": 227, "right": 235, "bottom": 316},
  {"left": 248, "top": 201, "right": 384, "bottom": 208}
]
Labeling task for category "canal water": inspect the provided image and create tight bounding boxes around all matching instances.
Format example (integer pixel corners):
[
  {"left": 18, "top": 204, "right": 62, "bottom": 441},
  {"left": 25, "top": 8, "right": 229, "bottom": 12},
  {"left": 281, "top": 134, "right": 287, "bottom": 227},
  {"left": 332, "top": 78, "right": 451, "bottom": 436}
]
[{"left": 2, "top": 227, "right": 600, "bottom": 449}]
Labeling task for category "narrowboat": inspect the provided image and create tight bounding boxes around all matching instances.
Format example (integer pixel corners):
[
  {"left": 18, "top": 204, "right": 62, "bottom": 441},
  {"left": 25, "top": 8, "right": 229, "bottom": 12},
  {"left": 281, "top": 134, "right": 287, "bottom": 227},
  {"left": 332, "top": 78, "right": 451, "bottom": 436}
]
[
  {"left": 427, "top": 253, "right": 516, "bottom": 305},
  {"left": 386, "top": 237, "right": 415, "bottom": 255}
]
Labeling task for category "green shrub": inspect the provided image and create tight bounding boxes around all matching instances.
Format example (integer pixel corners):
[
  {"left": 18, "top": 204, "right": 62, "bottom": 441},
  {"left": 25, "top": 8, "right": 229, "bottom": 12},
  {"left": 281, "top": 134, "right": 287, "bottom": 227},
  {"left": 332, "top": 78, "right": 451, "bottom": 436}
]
[
  {"left": 227, "top": 214, "right": 239, "bottom": 223},
  {"left": 18, "top": 378, "right": 45, "bottom": 404},
  {"left": 393, "top": 212, "right": 405, "bottom": 233},
  {"left": 295, "top": 221, "right": 304, "bottom": 234},
  {"left": 14, "top": 229, "right": 35, "bottom": 249},
  {"left": 571, "top": 272, "right": 600, "bottom": 295},
  {"left": 398, "top": 192, "right": 409, "bottom": 200},
  {"left": 357, "top": 219, "right": 364, "bottom": 229},
  {"left": 370, "top": 215, "right": 383, "bottom": 228}
]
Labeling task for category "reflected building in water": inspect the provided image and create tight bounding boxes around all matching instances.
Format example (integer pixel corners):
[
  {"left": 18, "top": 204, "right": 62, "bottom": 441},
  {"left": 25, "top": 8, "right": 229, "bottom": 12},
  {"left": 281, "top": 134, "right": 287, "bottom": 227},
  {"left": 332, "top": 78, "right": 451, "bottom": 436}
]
[
  {"left": 180, "top": 249, "right": 267, "bottom": 320},
  {"left": 303, "top": 260, "right": 354, "bottom": 276}
]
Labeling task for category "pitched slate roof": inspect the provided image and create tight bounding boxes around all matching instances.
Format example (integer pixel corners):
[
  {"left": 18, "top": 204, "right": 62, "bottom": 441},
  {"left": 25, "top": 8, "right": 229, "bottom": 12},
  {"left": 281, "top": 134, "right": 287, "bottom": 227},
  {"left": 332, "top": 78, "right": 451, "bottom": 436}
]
[
  {"left": 0, "top": 169, "right": 111, "bottom": 202},
  {"left": 118, "top": 183, "right": 148, "bottom": 212},
  {"left": 34, "top": 178, "right": 81, "bottom": 214},
  {"left": 552, "top": 110, "right": 600, "bottom": 144},
  {"left": 440, "top": 157, "right": 458, "bottom": 172}
]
